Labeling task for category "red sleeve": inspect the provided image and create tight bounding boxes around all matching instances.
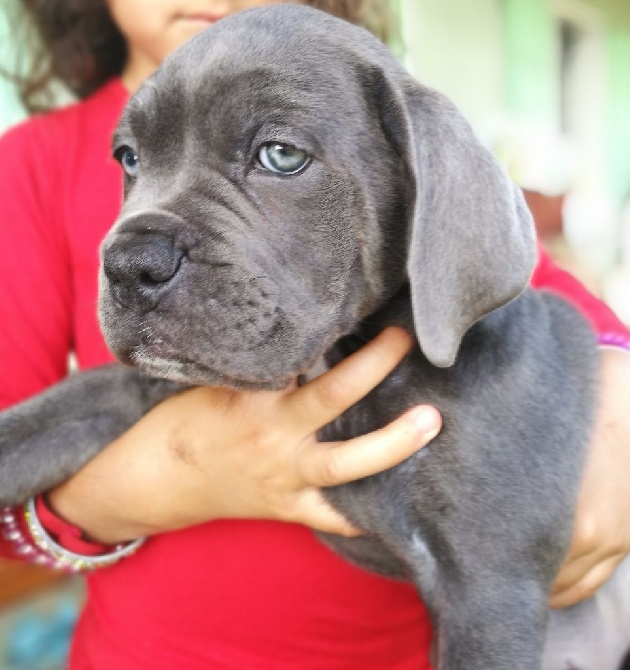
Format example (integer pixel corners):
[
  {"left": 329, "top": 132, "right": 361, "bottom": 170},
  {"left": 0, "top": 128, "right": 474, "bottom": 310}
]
[
  {"left": 0, "top": 120, "right": 72, "bottom": 410},
  {"left": 0, "top": 120, "right": 73, "bottom": 560},
  {"left": 531, "top": 244, "right": 630, "bottom": 338}
]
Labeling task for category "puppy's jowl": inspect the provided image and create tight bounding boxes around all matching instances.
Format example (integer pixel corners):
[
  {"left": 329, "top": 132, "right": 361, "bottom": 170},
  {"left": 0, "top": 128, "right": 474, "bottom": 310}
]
[{"left": 1, "top": 6, "right": 629, "bottom": 669}]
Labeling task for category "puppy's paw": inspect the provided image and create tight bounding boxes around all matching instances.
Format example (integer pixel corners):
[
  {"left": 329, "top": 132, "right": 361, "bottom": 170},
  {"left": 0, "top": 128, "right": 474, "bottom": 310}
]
[{"left": 0, "top": 365, "right": 184, "bottom": 505}]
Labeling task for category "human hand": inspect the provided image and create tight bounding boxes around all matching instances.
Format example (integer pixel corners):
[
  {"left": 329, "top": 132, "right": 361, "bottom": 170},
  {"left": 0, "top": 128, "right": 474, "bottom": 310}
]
[
  {"left": 49, "top": 327, "right": 441, "bottom": 544},
  {"left": 550, "top": 346, "right": 630, "bottom": 608}
]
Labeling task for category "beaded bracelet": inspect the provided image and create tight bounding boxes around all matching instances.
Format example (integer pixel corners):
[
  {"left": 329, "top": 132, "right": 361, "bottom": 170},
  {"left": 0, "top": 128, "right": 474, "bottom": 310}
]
[
  {"left": 24, "top": 497, "right": 145, "bottom": 572},
  {"left": 1, "top": 500, "right": 145, "bottom": 573}
]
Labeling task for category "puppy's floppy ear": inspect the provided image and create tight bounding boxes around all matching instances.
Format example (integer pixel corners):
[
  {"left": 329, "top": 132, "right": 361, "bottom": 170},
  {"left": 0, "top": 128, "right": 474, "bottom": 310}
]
[{"left": 378, "top": 77, "right": 536, "bottom": 367}]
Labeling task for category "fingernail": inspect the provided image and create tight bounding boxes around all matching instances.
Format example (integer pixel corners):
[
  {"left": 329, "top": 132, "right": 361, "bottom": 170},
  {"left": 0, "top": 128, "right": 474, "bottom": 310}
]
[{"left": 406, "top": 406, "right": 441, "bottom": 439}]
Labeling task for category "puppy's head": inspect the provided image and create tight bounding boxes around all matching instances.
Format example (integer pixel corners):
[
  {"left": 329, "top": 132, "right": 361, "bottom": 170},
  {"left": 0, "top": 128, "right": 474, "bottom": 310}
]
[{"left": 99, "top": 4, "right": 535, "bottom": 389}]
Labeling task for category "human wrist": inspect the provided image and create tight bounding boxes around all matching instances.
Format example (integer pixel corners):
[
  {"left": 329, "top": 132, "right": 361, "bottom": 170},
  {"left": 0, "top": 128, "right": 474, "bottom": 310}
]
[
  {"left": 43, "top": 405, "right": 199, "bottom": 544},
  {"left": 47, "top": 476, "right": 149, "bottom": 546},
  {"left": 45, "top": 408, "right": 216, "bottom": 542}
]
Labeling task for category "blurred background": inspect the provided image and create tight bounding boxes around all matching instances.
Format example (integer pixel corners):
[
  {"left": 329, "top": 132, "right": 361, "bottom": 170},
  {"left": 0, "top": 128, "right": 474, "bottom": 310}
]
[
  {"left": 401, "top": 0, "right": 630, "bottom": 323},
  {"left": 0, "top": 0, "right": 628, "bottom": 667}
]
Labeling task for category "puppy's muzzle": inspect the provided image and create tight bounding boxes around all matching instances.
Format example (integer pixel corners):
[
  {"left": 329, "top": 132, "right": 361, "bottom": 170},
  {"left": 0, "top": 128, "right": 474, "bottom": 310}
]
[{"left": 103, "top": 229, "right": 185, "bottom": 313}]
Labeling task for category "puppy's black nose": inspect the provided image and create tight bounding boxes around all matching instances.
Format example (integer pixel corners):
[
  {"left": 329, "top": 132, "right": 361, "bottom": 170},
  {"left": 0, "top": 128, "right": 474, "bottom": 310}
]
[{"left": 103, "top": 233, "right": 185, "bottom": 311}]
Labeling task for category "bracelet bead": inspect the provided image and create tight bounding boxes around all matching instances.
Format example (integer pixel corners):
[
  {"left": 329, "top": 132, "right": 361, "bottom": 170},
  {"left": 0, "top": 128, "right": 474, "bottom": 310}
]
[{"left": 0, "top": 505, "right": 59, "bottom": 570}]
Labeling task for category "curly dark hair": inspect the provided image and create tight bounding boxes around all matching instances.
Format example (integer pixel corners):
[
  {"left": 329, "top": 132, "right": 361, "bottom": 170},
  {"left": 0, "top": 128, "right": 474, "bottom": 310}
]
[{"left": 3, "top": 0, "right": 392, "bottom": 114}]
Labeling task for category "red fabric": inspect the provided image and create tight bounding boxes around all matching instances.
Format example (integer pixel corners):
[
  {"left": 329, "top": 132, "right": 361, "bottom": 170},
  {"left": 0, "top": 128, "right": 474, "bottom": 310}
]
[
  {"left": 0, "top": 79, "right": 627, "bottom": 669},
  {"left": 531, "top": 242, "right": 628, "bottom": 336}
]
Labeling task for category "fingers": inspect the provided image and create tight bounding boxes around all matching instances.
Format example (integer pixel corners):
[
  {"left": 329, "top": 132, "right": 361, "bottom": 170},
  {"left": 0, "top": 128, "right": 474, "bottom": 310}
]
[
  {"left": 550, "top": 536, "right": 615, "bottom": 608},
  {"left": 286, "top": 488, "right": 363, "bottom": 537},
  {"left": 550, "top": 553, "right": 623, "bottom": 609},
  {"left": 550, "top": 516, "right": 625, "bottom": 607},
  {"left": 286, "top": 327, "right": 414, "bottom": 433},
  {"left": 286, "top": 405, "right": 440, "bottom": 535},
  {"left": 296, "top": 405, "right": 441, "bottom": 488}
]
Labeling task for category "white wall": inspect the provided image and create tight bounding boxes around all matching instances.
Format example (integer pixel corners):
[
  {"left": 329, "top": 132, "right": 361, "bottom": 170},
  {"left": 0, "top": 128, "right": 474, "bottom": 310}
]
[{"left": 401, "top": 0, "right": 506, "bottom": 131}]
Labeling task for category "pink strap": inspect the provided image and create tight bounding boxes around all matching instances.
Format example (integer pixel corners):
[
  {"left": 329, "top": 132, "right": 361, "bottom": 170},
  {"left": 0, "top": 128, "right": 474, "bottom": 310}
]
[
  {"left": 598, "top": 332, "right": 630, "bottom": 351},
  {"left": 36, "top": 494, "right": 116, "bottom": 556}
]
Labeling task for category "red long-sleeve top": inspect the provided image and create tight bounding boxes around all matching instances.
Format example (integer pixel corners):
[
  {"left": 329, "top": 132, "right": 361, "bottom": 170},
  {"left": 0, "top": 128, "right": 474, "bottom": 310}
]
[{"left": 0, "top": 79, "right": 628, "bottom": 670}]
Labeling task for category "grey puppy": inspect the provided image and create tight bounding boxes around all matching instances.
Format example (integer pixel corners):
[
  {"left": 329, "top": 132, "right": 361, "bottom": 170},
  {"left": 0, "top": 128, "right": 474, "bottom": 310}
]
[{"left": 1, "top": 5, "right": 629, "bottom": 668}]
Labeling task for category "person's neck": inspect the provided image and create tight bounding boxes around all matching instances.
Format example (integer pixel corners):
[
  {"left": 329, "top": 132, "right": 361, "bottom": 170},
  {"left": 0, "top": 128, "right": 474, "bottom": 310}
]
[{"left": 121, "top": 47, "right": 160, "bottom": 93}]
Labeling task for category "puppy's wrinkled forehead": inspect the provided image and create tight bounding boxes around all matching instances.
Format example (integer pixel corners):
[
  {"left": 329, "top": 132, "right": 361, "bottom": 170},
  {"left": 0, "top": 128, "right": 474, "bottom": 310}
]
[{"left": 115, "top": 5, "right": 393, "bottom": 161}]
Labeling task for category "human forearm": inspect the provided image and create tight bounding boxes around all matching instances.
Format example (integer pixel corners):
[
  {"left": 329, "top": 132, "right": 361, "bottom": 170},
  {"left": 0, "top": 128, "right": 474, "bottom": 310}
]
[
  {"left": 46, "top": 328, "right": 441, "bottom": 547},
  {"left": 46, "top": 418, "right": 169, "bottom": 545},
  {"left": 551, "top": 343, "right": 630, "bottom": 607}
]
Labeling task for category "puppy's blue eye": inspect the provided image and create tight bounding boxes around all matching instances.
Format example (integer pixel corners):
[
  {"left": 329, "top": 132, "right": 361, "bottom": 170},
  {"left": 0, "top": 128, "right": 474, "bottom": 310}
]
[
  {"left": 117, "top": 146, "right": 140, "bottom": 177},
  {"left": 257, "top": 143, "right": 309, "bottom": 175}
]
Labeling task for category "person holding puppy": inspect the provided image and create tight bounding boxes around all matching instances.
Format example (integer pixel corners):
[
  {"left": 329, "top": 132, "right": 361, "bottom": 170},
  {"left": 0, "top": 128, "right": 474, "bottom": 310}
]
[{"left": 1, "top": 1, "right": 629, "bottom": 668}]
